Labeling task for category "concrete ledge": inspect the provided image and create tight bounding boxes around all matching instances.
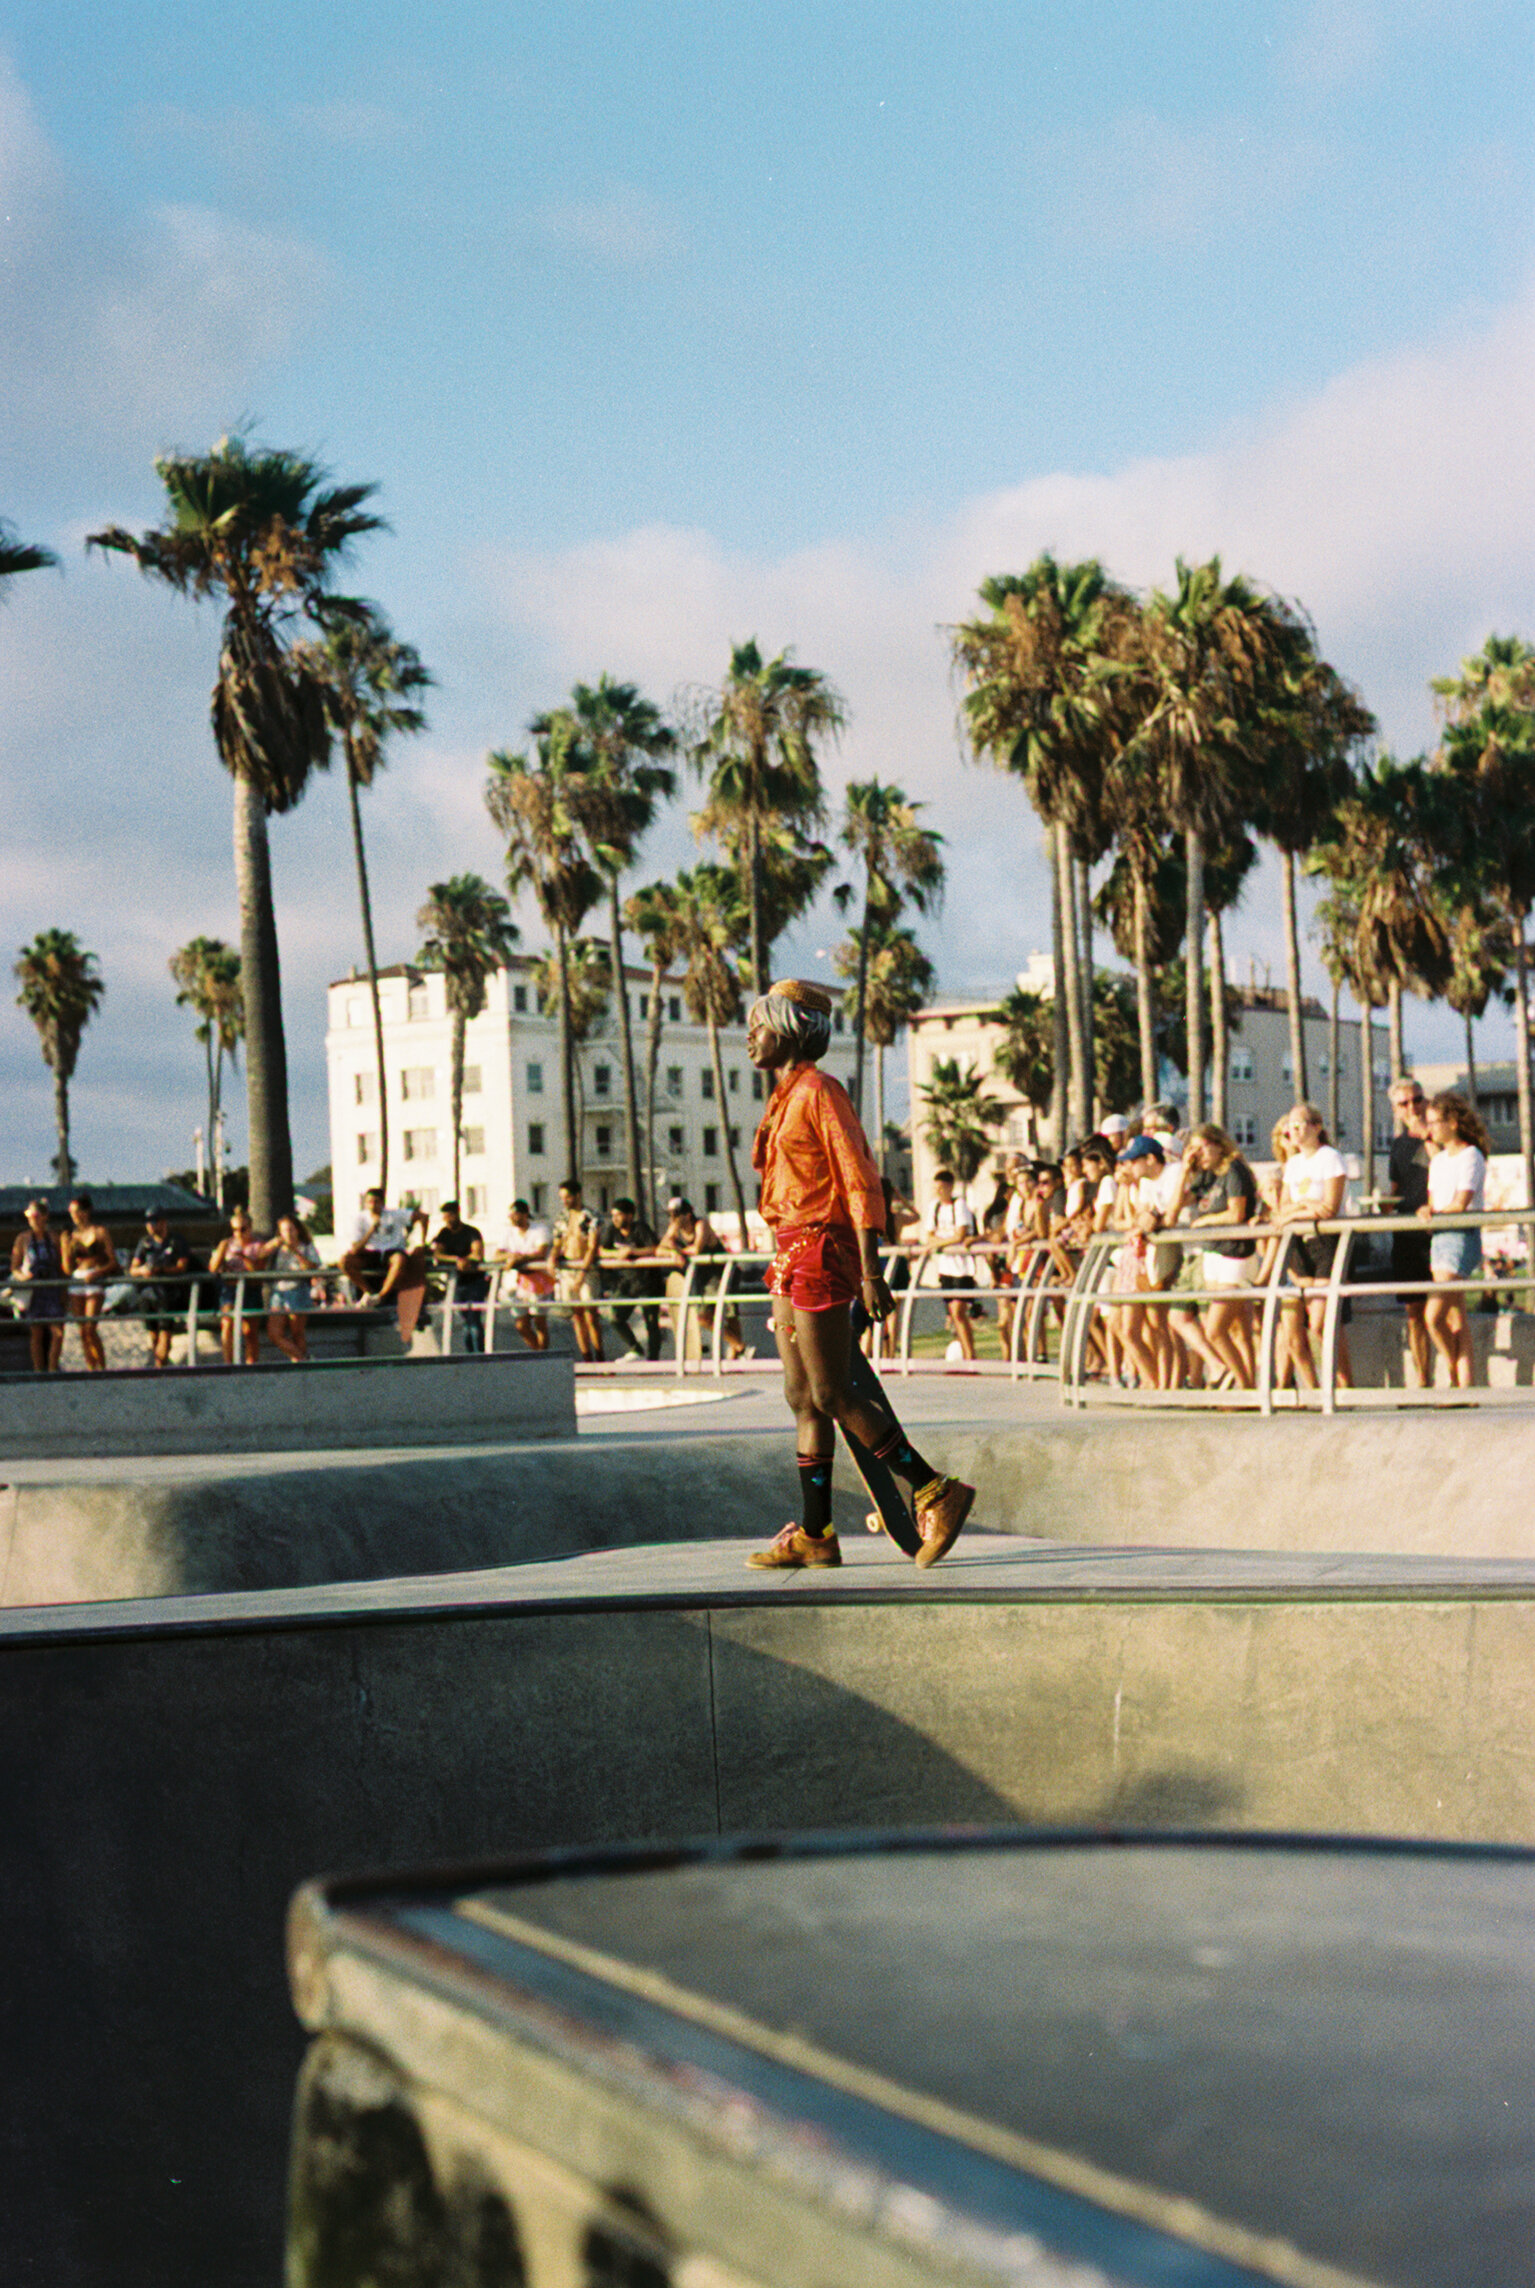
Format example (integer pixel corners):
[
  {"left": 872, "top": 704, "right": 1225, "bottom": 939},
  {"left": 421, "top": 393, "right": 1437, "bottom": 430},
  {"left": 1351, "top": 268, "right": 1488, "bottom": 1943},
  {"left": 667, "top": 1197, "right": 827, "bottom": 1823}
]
[{"left": 0, "top": 1347, "right": 574, "bottom": 1459}]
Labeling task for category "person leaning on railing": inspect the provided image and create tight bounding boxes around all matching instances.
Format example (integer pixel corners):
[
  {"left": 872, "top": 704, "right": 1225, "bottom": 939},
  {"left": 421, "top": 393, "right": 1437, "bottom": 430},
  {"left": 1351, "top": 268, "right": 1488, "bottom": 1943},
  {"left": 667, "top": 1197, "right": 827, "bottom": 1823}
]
[
  {"left": 1384, "top": 1078, "right": 1434, "bottom": 1390},
  {"left": 265, "top": 1213, "right": 323, "bottom": 1364},
  {"left": 1419, "top": 1091, "right": 1489, "bottom": 1392},
  {"left": 598, "top": 1197, "right": 664, "bottom": 1363},
  {"left": 1178, "top": 1124, "right": 1260, "bottom": 1390},
  {"left": 10, "top": 1197, "right": 67, "bottom": 1374},
  {"left": 129, "top": 1206, "right": 193, "bottom": 1370},
  {"left": 660, "top": 1196, "right": 747, "bottom": 1361},
  {"left": 64, "top": 1193, "right": 117, "bottom": 1373},
  {"left": 1270, "top": 1104, "right": 1352, "bottom": 1391}
]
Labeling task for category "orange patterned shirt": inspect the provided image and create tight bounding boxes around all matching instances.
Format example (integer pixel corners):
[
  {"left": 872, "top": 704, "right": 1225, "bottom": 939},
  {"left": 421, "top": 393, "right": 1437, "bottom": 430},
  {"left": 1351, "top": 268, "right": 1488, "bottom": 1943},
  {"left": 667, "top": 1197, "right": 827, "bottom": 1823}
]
[{"left": 752, "top": 1063, "right": 886, "bottom": 1234}]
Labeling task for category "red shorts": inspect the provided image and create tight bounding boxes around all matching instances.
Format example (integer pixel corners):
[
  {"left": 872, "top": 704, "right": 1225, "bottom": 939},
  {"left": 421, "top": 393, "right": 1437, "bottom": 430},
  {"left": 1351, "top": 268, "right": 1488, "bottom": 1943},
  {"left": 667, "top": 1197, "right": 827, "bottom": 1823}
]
[{"left": 767, "top": 1223, "right": 863, "bottom": 1313}]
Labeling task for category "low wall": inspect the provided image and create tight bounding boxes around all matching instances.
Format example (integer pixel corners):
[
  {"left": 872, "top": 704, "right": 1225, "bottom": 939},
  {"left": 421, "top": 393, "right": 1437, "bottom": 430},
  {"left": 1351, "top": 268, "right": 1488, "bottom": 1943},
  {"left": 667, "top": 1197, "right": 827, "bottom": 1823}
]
[
  {"left": 0, "top": 1347, "right": 574, "bottom": 1460},
  {"left": 1, "top": 1565, "right": 1530, "bottom": 2285}
]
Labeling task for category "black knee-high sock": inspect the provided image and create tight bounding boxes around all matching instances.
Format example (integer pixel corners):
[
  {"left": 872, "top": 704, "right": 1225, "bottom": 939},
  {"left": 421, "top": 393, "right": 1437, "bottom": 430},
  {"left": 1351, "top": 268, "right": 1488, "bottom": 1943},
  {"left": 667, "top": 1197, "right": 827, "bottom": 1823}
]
[
  {"left": 867, "top": 1419, "right": 940, "bottom": 1491},
  {"left": 797, "top": 1452, "right": 835, "bottom": 1537}
]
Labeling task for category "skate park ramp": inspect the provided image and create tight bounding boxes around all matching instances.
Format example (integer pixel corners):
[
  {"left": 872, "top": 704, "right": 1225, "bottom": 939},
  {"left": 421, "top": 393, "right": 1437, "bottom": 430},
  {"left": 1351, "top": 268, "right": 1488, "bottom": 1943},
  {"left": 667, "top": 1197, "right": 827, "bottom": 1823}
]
[{"left": 3, "top": 1525, "right": 1533, "bottom": 2287}]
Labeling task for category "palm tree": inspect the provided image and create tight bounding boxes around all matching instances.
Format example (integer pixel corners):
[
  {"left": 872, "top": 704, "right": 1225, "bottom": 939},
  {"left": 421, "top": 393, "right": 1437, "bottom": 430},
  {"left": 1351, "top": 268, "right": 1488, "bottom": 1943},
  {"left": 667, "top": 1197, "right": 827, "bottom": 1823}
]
[
  {"left": 1311, "top": 877, "right": 1387, "bottom": 1193},
  {"left": 1204, "top": 831, "right": 1259, "bottom": 1128},
  {"left": 1438, "top": 893, "right": 1514, "bottom": 1110},
  {"left": 0, "top": 520, "right": 58, "bottom": 589},
  {"left": 952, "top": 558, "right": 1133, "bottom": 1145},
  {"left": 416, "top": 875, "right": 518, "bottom": 1201},
  {"left": 1128, "top": 558, "right": 1300, "bottom": 1127},
  {"left": 990, "top": 987, "right": 1054, "bottom": 1141},
  {"left": 1432, "top": 638, "right": 1535, "bottom": 1215},
  {"left": 15, "top": 929, "right": 104, "bottom": 1182},
  {"left": 1094, "top": 830, "right": 1186, "bottom": 1107},
  {"left": 685, "top": 640, "right": 844, "bottom": 997},
  {"left": 833, "top": 918, "right": 935, "bottom": 1171},
  {"left": 918, "top": 1058, "right": 1007, "bottom": 1187},
  {"left": 486, "top": 721, "right": 602, "bottom": 1178},
  {"left": 169, "top": 936, "right": 244, "bottom": 1195},
  {"left": 623, "top": 879, "right": 691, "bottom": 1224},
  {"left": 671, "top": 864, "right": 750, "bottom": 1234},
  {"left": 539, "top": 678, "right": 676, "bottom": 1211},
  {"left": 89, "top": 435, "right": 384, "bottom": 1229},
  {"left": 296, "top": 602, "right": 431, "bottom": 1201},
  {"left": 834, "top": 779, "right": 944, "bottom": 1118},
  {"left": 532, "top": 937, "right": 613, "bottom": 1156}
]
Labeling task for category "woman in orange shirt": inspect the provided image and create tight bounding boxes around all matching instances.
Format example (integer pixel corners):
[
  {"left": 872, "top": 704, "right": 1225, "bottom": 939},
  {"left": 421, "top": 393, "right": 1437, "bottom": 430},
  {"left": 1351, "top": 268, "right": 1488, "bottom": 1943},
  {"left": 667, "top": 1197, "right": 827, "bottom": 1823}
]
[{"left": 746, "top": 978, "right": 974, "bottom": 1571}]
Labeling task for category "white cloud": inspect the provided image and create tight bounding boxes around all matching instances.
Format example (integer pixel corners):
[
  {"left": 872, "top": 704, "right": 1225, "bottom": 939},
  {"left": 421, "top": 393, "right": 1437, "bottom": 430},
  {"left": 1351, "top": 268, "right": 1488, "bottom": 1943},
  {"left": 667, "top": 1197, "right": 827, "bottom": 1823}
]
[
  {"left": 0, "top": 52, "right": 332, "bottom": 468},
  {"left": 525, "top": 185, "right": 683, "bottom": 265}
]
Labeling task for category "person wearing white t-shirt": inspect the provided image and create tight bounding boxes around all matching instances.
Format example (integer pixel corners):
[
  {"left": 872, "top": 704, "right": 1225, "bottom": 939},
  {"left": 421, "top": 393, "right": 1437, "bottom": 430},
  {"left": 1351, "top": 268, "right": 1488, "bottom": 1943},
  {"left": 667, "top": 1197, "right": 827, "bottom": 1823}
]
[
  {"left": 924, "top": 1168, "right": 979, "bottom": 1361},
  {"left": 493, "top": 1199, "right": 554, "bottom": 1350},
  {"left": 1273, "top": 1104, "right": 1351, "bottom": 1389},
  {"left": 1420, "top": 1092, "right": 1489, "bottom": 1389}
]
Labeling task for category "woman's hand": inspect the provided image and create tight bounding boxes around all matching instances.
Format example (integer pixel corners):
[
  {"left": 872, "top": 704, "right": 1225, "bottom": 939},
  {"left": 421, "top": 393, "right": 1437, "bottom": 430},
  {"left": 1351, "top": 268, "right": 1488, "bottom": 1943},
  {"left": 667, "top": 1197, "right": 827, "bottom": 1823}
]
[{"left": 860, "top": 1270, "right": 895, "bottom": 1321}]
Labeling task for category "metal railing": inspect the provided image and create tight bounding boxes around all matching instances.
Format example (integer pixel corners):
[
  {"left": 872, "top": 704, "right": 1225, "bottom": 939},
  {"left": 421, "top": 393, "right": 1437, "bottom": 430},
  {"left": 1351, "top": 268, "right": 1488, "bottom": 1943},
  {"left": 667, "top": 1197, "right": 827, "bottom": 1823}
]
[{"left": 1058, "top": 1207, "right": 1533, "bottom": 1414}]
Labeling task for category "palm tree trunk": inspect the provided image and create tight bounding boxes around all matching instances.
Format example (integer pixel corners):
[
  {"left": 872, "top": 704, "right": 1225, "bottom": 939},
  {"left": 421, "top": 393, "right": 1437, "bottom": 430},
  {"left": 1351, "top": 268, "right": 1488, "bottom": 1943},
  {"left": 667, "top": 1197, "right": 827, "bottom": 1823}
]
[
  {"left": 203, "top": 1029, "right": 217, "bottom": 1189},
  {"left": 1133, "top": 863, "right": 1157, "bottom": 1108},
  {"left": 710, "top": 1013, "right": 749, "bottom": 1236},
  {"left": 1059, "top": 823, "right": 1089, "bottom": 1139},
  {"left": 450, "top": 1010, "right": 465, "bottom": 1200},
  {"left": 747, "top": 813, "right": 766, "bottom": 1000},
  {"left": 1049, "top": 829, "right": 1070, "bottom": 1154},
  {"left": 642, "top": 961, "right": 665, "bottom": 1225},
  {"left": 1077, "top": 857, "right": 1095, "bottom": 1122},
  {"left": 1209, "top": 908, "right": 1228, "bottom": 1129},
  {"left": 1360, "top": 1001, "right": 1376, "bottom": 1199},
  {"left": 1282, "top": 849, "right": 1308, "bottom": 1103},
  {"left": 1464, "top": 1009, "right": 1478, "bottom": 1108},
  {"left": 609, "top": 878, "right": 644, "bottom": 1208},
  {"left": 851, "top": 883, "right": 872, "bottom": 1119},
  {"left": 234, "top": 772, "right": 294, "bottom": 1233},
  {"left": 347, "top": 767, "right": 390, "bottom": 1199},
  {"left": 53, "top": 1067, "right": 71, "bottom": 1186},
  {"left": 1515, "top": 916, "right": 1533, "bottom": 1230},
  {"left": 874, "top": 1044, "right": 886, "bottom": 1175},
  {"left": 555, "top": 918, "right": 577, "bottom": 1178},
  {"left": 1328, "top": 975, "right": 1341, "bottom": 1139},
  {"left": 1387, "top": 978, "right": 1404, "bottom": 1084},
  {"left": 1185, "top": 825, "right": 1206, "bottom": 1127}
]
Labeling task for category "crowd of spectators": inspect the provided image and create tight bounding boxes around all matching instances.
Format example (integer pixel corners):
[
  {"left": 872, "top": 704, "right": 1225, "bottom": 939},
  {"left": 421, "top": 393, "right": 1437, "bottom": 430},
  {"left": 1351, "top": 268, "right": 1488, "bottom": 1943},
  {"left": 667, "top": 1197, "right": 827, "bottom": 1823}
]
[{"left": 921, "top": 1088, "right": 1496, "bottom": 1391}]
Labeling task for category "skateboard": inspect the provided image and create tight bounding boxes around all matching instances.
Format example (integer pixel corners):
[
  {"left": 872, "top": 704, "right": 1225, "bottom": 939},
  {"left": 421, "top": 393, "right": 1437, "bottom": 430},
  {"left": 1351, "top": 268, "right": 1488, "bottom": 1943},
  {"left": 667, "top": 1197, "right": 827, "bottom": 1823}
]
[{"left": 840, "top": 1331, "right": 923, "bottom": 1558}]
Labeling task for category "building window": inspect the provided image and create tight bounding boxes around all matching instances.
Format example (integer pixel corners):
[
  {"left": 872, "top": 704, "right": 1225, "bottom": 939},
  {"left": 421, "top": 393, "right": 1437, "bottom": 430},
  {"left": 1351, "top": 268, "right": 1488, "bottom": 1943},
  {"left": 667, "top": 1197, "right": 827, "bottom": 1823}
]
[
  {"left": 728, "top": 1126, "right": 740, "bottom": 1149},
  {"left": 465, "top": 1186, "right": 486, "bottom": 1217},
  {"left": 407, "top": 982, "right": 429, "bottom": 1020},
  {"left": 528, "top": 1123, "right": 545, "bottom": 1156},
  {"left": 593, "top": 1063, "right": 611, "bottom": 1098},
  {"left": 638, "top": 993, "right": 649, "bottom": 1018},
  {"left": 402, "top": 1067, "right": 435, "bottom": 1101},
  {"left": 403, "top": 1128, "right": 437, "bottom": 1162},
  {"left": 526, "top": 1062, "right": 543, "bottom": 1094},
  {"left": 462, "top": 1065, "right": 482, "bottom": 1096},
  {"left": 513, "top": 984, "right": 528, "bottom": 1013},
  {"left": 1281, "top": 1055, "right": 1293, "bottom": 1085},
  {"left": 1230, "top": 1046, "right": 1254, "bottom": 1084},
  {"left": 595, "top": 1123, "right": 613, "bottom": 1159},
  {"left": 353, "top": 1071, "right": 376, "bottom": 1105},
  {"left": 668, "top": 995, "right": 681, "bottom": 1022},
  {"left": 666, "top": 1065, "right": 683, "bottom": 1097},
  {"left": 700, "top": 1068, "right": 714, "bottom": 1099},
  {"left": 705, "top": 1183, "right": 720, "bottom": 1213},
  {"left": 703, "top": 1126, "right": 718, "bottom": 1157},
  {"left": 347, "top": 995, "right": 367, "bottom": 1027},
  {"left": 407, "top": 1187, "right": 439, "bottom": 1213},
  {"left": 832, "top": 1011, "right": 843, "bottom": 1032},
  {"left": 356, "top": 1132, "right": 377, "bottom": 1165},
  {"left": 461, "top": 1127, "right": 485, "bottom": 1157},
  {"left": 1231, "top": 1114, "right": 1257, "bottom": 1147},
  {"left": 1374, "top": 1059, "right": 1391, "bottom": 1086},
  {"left": 531, "top": 1183, "right": 547, "bottom": 1214},
  {"left": 727, "top": 1067, "right": 740, "bottom": 1093},
  {"left": 667, "top": 1125, "right": 684, "bottom": 1155},
  {"left": 751, "top": 1071, "right": 764, "bottom": 1101}
]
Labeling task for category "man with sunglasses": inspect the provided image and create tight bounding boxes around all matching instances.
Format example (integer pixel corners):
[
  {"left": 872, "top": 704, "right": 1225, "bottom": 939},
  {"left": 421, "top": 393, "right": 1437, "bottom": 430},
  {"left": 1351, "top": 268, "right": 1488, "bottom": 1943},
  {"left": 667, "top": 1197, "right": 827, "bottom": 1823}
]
[{"left": 1384, "top": 1079, "right": 1432, "bottom": 1388}]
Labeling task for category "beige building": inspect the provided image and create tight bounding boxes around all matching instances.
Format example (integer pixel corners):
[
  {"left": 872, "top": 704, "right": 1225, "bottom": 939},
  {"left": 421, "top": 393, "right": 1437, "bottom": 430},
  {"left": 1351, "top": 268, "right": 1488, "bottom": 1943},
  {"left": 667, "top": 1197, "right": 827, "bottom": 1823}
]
[
  {"left": 325, "top": 957, "right": 856, "bottom": 1238},
  {"left": 907, "top": 968, "right": 1393, "bottom": 1209}
]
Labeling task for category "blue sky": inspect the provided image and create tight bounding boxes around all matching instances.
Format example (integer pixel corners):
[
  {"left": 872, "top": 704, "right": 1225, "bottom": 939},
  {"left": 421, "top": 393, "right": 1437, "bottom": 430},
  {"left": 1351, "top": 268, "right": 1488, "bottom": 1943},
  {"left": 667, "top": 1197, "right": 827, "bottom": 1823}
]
[{"left": 2, "top": 1, "right": 1534, "bottom": 1180}]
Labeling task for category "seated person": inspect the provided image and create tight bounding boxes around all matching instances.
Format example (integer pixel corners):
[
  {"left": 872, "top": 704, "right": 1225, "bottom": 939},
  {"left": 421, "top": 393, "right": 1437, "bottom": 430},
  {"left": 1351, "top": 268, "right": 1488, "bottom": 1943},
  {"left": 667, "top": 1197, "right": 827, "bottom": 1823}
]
[
  {"left": 340, "top": 1189, "right": 429, "bottom": 1331},
  {"left": 659, "top": 1196, "right": 747, "bottom": 1359},
  {"left": 129, "top": 1206, "right": 193, "bottom": 1370},
  {"left": 431, "top": 1200, "right": 488, "bottom": 1353}
]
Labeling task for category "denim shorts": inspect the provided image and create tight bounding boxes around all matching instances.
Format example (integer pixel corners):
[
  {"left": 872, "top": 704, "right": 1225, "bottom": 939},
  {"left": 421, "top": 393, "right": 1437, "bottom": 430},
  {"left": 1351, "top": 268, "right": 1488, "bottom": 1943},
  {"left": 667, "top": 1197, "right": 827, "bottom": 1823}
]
[{"left": 1430, "top": 1226, "right": 1481, "bottom": 1282}]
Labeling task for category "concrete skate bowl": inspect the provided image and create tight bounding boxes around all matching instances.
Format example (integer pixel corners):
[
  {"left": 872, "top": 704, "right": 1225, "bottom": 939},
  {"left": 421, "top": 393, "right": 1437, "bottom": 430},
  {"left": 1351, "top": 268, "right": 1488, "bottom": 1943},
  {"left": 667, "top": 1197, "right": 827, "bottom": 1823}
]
[{"left": 3, "top": 1550, "right": 1532, "bottom": 2287}]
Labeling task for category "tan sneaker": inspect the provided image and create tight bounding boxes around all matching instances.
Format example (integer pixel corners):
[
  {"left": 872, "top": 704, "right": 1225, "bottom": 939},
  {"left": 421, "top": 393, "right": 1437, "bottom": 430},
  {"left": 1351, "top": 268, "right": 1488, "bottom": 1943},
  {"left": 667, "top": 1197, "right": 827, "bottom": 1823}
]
[
  {"left": 913, "top": 1478, "right": 975, "bottom": 1569},
  {"left": 747, "top": 1523, "right": 843, "bottom": 1570}
]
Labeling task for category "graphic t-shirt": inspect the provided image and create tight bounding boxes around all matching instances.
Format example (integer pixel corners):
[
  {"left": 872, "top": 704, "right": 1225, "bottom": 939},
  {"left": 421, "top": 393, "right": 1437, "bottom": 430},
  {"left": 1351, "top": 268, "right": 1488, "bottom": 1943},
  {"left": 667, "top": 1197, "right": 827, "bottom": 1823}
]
[
  {"left": 352, "top": 1206, "right": 414, "bottom": 1252},
  {"left": 1282, "top": 1144, "right": 1347, "bottom": 1213}
]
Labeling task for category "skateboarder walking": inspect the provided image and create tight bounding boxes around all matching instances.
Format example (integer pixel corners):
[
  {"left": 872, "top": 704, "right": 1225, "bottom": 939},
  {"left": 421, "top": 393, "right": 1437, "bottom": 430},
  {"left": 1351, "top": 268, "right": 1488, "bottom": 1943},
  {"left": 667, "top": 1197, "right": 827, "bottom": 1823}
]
[{"left": 745, "top": 979, "right": 975, "bottom": 1571}]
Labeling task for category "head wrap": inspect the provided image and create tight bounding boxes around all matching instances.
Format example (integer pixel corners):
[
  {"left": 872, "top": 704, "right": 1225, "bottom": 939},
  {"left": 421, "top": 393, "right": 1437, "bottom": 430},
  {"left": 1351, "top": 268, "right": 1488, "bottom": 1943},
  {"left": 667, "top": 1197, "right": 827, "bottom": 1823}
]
[{"left": 751, "top": 976, "right": 834, "bottom": 1062}]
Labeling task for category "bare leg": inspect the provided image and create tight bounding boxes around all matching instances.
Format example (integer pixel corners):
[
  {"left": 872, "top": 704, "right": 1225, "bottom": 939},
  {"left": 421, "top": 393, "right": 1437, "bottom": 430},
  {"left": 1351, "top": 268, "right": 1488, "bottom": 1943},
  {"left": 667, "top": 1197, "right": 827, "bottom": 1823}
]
[
  {"left": 946, "top": 1294, "right": 976, "bottom": 1359},
  {"left": 1403, "top": 1299, "right": 1430, "bottom": 1388},
  {"left": 75, "top": 1294, "right": 106, "bottom": 1372}
]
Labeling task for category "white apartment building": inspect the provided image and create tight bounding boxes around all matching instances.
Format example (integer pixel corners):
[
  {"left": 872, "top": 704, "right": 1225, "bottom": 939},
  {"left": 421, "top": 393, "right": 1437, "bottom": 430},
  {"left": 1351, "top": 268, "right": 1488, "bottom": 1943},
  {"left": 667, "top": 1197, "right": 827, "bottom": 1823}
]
[
  {"left": 907, "top": 970, "right": 1393, "bottom": 1207},
  {"left": 326, "top": 957, "right": 857, "bottom": 1237}
]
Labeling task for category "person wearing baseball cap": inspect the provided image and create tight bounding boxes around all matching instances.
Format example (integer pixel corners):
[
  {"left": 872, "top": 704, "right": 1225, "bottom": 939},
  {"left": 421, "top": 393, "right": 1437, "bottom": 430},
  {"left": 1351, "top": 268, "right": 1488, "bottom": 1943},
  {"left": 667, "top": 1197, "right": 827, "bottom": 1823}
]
[{"left": 744, "top": 977, "right": 976, "bottom": 1573}]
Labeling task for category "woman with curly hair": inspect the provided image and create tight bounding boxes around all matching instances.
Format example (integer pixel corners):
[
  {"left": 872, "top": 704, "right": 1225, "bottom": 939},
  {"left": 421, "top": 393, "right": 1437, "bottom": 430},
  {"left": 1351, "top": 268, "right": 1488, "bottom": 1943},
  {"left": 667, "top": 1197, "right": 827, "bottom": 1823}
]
[{"left": 1420, "top": 1091, "right": 1489, "bottom": 1390}]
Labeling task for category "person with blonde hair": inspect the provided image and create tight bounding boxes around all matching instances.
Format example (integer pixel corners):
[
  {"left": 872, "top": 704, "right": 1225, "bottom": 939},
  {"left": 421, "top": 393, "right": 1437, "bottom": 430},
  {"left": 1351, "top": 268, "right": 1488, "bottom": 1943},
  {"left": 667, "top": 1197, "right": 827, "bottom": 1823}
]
[
  {"left": 1272, "top": 1102, "right": 1352, "bottom": 1390},
  {"left": 1419, "top": 1091, "right": 1489, "bottom": 1389},
  {"left": 1181, "top": 1123, "right": 1259, "bottom": 1388}
]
